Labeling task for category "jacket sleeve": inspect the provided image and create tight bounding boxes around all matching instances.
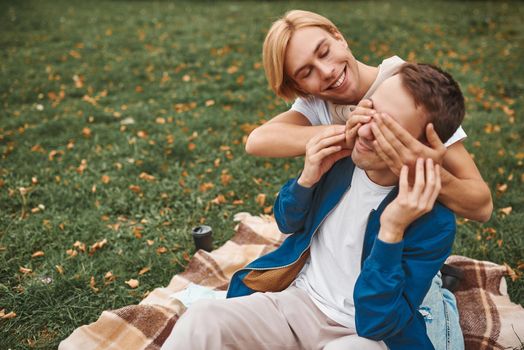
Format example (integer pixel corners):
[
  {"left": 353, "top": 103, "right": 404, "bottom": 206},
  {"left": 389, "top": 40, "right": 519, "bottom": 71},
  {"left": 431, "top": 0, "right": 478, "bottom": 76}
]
[
  {"left": 354, "top": 213, "right": 456, "bottom": 341},
  {"left": 273, "top": 177, "right": 316, "bottom": 234}
]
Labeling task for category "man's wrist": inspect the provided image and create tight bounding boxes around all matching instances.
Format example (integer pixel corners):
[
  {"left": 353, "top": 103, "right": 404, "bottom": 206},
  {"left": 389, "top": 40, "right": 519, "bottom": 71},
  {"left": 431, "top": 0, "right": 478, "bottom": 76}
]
[
  {"left": 378, "top": 220, "right": 406, "bottom": 243},
  {"left": 297, "top": 175, "right": 315, "bottom": 188}
]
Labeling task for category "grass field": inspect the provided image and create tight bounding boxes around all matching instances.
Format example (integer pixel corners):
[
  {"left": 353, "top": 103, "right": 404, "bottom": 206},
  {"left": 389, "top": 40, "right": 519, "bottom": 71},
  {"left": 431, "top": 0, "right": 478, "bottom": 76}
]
[{"left": 1, "top": 1, "right": 523, "bottom": 348}]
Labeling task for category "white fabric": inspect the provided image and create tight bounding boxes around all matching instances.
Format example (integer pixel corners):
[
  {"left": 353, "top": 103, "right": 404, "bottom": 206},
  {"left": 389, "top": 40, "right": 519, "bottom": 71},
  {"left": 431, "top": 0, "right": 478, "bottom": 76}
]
[
  {"left": 290, "top": 56, "right": 466, "bottom": 146},
  {"left": 294, "top": 167, "right": 394, "bottom": 329}
]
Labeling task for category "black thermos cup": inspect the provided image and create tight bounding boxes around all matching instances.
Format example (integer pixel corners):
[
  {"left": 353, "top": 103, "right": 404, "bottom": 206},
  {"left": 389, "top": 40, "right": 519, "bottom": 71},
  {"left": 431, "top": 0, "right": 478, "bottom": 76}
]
[{"left": 191, "top": 225, "right": 214, "bottom": 252}]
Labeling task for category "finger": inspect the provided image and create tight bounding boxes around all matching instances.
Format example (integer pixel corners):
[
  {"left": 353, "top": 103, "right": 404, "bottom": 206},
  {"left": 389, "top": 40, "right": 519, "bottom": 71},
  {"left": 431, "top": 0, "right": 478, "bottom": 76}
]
[
  {"left": 346, "top": 114, "right": 372, "bottom": 129},
  {"left": 374, "top": 113, "right": 411, "bottom": 155},
  {"left": 309, "top": 145, "right": 344, "bottom": 163},
  {"left": 310, "top": 133, "right": 347, "bottom": 155},
  {"left": 373, "top": 140, "right": 401, "bottom": 175},
  {"left": 310, "top": 125, "right": 346, "bottom": 144},
  {"left": 371, "top": 121, "right": 403, "bottom": 167},
  {"left": 428, "top": 164, "right": 442, "bottom": 205},
  {"left": 425, "top": 123, "right": 446, "bottom": 154},
  {"left": 411, "top": 158, "right": 425, "bottom": 199},
  {"left": 379, "top": 112, "right": 419, "bottom": 149},
  {"left": 399, "top": 165, "right": 409, "bottom": 195},
  {"left": 357, "top": 98, "right": 373, "bottom": 108},
  {"left": 352, "top": 107, "right": 376, "bottom": 117},
  {"left": 328, "top": 148, "right": 352, "bottom": 164},
  {"left": 345, "top": 123, "right": 361, "bottom": 148},
  {"left": 419, "top": 158, "right": 436, "bottom": 207}
]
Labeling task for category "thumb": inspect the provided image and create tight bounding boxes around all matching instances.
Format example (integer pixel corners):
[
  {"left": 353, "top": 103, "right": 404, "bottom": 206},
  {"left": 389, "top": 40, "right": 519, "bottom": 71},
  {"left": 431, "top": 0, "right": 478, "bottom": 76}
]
[
  {"left": 426, "top": 124, "right": 444, "bottom": 149},
  {"left": 357, "top": 98, "right": 373, "bottom": 108}
]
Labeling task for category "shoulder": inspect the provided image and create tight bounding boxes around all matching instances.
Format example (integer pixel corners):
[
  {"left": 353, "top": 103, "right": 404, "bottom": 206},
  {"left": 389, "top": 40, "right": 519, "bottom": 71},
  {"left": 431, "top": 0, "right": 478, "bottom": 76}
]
[
  {"left": 382, "top": 55, "right": 405, "bottom": 66},
  {"left": 291, "top": 96, "right": 330, "bottom": 125},
  {"left": 405, "top": 203, "right": 456, "bottom": 246}
]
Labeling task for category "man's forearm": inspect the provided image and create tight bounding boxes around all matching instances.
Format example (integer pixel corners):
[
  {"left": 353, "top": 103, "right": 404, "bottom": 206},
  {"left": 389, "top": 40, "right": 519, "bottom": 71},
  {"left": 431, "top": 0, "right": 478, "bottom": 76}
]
[
  {"left": 438, "top": 168, "right": 493, "bottom": 222},
  {"left": 246, "top": 123, "right": 331, "bottom": 158}
]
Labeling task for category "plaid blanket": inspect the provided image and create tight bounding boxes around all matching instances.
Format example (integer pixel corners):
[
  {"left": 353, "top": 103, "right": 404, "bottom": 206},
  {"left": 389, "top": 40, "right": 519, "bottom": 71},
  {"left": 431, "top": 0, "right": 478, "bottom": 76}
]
[{"left": 60, "top": 213, "right": 524, "bottom": 350}]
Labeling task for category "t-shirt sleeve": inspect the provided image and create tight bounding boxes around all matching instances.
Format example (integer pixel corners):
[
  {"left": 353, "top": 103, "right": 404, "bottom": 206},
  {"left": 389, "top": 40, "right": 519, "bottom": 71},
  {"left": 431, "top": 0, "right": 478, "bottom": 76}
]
[
  {"left": 290, "top": 96, "right": 331, "bottom": 126},
  {"left": 444, "top": 126, "right": 467, "bottom": 147}
]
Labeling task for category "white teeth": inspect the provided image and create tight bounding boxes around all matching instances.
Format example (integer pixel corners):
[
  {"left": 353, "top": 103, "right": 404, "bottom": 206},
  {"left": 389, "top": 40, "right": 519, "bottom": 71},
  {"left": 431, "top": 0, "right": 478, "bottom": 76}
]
[{"left": 331, "top": 70, "right": 345, "bottom": 89}]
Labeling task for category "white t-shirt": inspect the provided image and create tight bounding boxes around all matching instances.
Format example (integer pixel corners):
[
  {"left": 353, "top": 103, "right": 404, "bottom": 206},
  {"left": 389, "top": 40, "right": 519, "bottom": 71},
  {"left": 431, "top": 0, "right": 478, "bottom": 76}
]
[
  {"left": 294, "top": 167, "right": 394, "bottom": 329},
  {"left": 291, "top": 56, "right": 466, "bottom": 146}
]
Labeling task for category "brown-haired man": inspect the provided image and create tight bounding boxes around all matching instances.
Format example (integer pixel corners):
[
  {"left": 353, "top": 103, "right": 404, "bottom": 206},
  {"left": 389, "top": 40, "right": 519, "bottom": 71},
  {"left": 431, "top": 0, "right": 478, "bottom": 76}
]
[{"left": 162, "top": 63, "right": 465, "bottom": 350}]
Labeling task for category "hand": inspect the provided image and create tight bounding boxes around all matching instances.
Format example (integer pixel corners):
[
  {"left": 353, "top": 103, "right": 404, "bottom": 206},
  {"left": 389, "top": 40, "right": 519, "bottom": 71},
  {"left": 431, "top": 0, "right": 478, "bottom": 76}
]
[
  {"left": 379, "top": 158, "right": 442, "bottom": 242},
  {"left": 298, "top": 126, "right": 352, "bottom": 188},
  {"left": 370, "top": 113, "right": 446, "bottom": 177},
  {"left": 344, "top": 99, "right": 375, "bottom": 150}
]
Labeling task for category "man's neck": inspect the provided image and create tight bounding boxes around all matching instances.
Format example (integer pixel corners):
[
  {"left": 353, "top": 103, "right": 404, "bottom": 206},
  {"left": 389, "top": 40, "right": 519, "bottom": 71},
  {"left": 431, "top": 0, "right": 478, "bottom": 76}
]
[
  {"left": 355, "top": 60, "right": 379, "bottom": 103},
  {"left": 365, "top": 168, "right": 398, "bottom": 187}
]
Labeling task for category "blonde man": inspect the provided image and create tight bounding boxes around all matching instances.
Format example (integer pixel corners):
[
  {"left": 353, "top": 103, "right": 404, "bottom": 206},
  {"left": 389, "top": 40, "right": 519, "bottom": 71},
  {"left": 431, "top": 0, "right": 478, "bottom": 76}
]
[{"left": 247, "top": 10, "right": 492, "bottom": 223}]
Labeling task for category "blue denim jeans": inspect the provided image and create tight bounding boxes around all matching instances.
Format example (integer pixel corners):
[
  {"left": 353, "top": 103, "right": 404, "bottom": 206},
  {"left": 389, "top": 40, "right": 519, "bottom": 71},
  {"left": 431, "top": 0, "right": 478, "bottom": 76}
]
[{"left": 419, "top": 273, "right": 464, "bottom": 350}]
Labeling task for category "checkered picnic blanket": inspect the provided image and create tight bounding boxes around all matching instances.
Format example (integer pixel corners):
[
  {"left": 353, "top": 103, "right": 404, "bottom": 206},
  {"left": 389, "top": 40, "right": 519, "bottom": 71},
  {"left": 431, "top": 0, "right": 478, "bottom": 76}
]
[{"left": 59, "top": 213, "right": 524, "bottom": 350}]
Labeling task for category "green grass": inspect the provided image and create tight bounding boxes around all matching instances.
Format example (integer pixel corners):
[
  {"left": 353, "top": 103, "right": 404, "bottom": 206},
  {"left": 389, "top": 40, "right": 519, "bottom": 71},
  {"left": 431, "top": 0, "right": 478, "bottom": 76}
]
[{"left": 0, "top": 0, "right": 523, "bottom": 348}]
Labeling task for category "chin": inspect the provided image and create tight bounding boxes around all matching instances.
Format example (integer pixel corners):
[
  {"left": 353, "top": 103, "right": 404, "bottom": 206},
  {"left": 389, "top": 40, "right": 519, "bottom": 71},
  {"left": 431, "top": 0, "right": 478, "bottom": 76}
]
[{"left": 352, "top": 151, "right": 381, "bottom": 171}]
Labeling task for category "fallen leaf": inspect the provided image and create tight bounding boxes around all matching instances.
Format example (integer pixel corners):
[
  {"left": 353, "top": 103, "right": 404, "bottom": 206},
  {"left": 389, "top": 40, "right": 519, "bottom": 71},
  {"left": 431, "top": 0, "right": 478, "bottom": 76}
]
[
  {"left": 504, "top": 263, "right": 520, "bottom": 282},
  {"left": 101, "top": 175, "right": 111, "bottom": 184},
  {"left": 227, "top": 65, "right": 238, "bottom": 74},
  {"left": 139, "top": 172, "right": 155, "bottom": 182},
  {"left": 56, "top": 265, "right": 64, "bottom": 274},
  {"left": 82, "top": 127, "right": 92, "bottom": 138},
  {"left": 125, "top": 279, "right": 139, "bottom": 289},
  {"left": 73, "top": 241, "right": 86, "bottom": 252},
  {"left": 221, "top": 172, "right": 232, "bottom": 186},
  {"left": 19, "top": 267, "right": 32, "bottom": 274},
  {"left": 138, "top": 267, "right": 150, "bottom": 275},
  {"left": 133, "top": 226, "right": 143, "bottom": 239},
  {"left": 199, "top": 182, "right": 214, "bottom": 192},
  {"left": 76, "top": 159, "right": 88, "bottom": 174},
  {"left": 156, "top": 246, "right": 167, "bottom": 254},
  {"left": 256, "top": 193, "right": 266, "bottom": 206},
  {"left": 0, "top": 311, "right": 16, "bottom": 319},
  {"left": 211, "top": 194, "right": 226, "bottom": 205},
  {"left": 90, "top": 276, "right": 99, "bottom": 293},
  {"left": 66, "top": 249, "right": 78, "bottom": 257},
  {"left": 499, "top": 206, "right": 512, "bottom": 216},
  {"left": 89, "top": 238, "right": 108, "bottom": 255},
  {"left": 31, "top": 251, "right": 45, "bottom": 258},
  {"left": 129, "top": 185, "right": 141, "bottom": 193}
]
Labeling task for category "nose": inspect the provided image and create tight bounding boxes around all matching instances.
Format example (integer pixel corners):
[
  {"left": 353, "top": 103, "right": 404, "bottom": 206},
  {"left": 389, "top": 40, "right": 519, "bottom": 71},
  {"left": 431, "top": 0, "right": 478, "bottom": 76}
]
[
  {"left": 319, "top": 61, "right": 335, "bottom": 80},
  {"left": 357, "top": 121, "right": 375, "bottom": 141}
]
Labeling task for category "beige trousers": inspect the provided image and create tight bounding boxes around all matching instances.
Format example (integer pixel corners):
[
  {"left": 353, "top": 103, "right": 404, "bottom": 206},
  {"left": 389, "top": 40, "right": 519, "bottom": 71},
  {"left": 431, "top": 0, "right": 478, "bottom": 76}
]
[{"left": 162, "top": 286, "right": 387, "bottom": 350}]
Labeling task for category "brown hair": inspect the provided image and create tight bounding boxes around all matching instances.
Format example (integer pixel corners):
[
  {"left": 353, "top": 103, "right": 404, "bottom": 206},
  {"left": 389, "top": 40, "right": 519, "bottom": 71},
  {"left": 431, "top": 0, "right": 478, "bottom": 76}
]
[
  {"left": 263, "top": 10, "right": 340, "bottom": 101},
  {"left": 397, "top": 63, "right": 465, "bottom": 143}
]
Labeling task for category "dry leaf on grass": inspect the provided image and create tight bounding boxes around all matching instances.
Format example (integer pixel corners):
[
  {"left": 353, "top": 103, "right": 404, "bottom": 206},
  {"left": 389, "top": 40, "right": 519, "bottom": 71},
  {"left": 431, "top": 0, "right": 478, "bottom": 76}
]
[
  {"left": 31, "top": 251, "right": 45, "bottom": 258},
  {"left": 125, "top": 279, "right": 139, "bottom": 289},
  {"left": 138, "top": 267, "right": 150, "bottom": 275}
]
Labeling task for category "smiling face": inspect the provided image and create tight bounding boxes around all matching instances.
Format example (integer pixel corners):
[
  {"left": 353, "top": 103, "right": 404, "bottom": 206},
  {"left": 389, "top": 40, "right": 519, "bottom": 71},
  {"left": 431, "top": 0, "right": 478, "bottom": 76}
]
[
  {"left": 283, "top": 26, "right": 361, "bottom": 104},
  {"left": 351, "top": 74, "right": 427, "bottom": 185}
]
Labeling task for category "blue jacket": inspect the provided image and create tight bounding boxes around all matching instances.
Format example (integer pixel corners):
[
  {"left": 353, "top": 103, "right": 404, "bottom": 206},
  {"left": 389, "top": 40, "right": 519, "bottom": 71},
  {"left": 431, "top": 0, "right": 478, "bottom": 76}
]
[{"left": 227, "top": 157, "right": 456, "bottom": 350}]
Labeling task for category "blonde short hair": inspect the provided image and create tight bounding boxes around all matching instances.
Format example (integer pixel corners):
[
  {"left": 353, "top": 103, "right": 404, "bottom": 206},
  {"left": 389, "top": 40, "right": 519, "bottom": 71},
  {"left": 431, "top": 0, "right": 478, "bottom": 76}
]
[{"left": 263, "top": 10, "right": 340, "bottom": 101}]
